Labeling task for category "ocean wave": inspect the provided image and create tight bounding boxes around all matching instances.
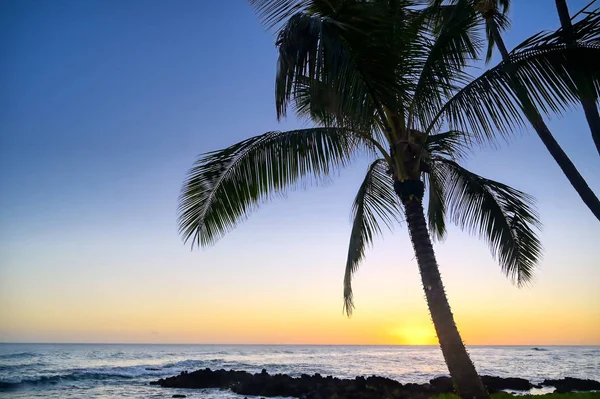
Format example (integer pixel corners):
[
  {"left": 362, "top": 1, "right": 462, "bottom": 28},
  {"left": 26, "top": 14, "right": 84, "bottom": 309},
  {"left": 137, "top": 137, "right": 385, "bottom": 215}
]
[
  {"left": 158, "top": 359, "right": 282, "bottom": 374},
  {"left": 0, "top": 362, "right": 49, "bottom": 371},
  {"left": 0, "top": 352, "right": 39, "bottom": 360},
  {"left": 0, "top": 372, "right": 131, "bottom": 389},
  {"left": 162, "top": 358, "right": 221, "bottom": 369},
  {"left": 0, "top": 365, "right": 172, "bottom": 389},
  {"left": 0, "top": 358, "right": 236, "bottom": 389}
]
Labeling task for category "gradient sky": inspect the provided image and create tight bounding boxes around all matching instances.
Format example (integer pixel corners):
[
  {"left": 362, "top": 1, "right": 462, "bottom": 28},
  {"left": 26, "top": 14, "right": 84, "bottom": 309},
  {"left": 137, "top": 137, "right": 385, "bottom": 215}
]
[{"left": 1, "top": 0, "right": 599, "bottom": 346}]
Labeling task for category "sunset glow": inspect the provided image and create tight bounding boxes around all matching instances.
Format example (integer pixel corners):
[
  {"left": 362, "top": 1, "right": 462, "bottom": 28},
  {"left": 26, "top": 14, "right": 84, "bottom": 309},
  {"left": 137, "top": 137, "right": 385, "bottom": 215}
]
[{"left": 391, "top": 326, "right": 437, "bottom": 346}]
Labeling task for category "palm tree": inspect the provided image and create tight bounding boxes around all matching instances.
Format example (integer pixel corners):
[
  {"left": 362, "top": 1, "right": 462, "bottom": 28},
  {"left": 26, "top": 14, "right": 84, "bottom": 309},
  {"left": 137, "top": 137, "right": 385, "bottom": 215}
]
[
  {"left": 554, "top": 0, "right": 600, "bottom": 154},
  {"left": 444, "top": 0, "right": 600, "bottom": 220},
  {"left": 177, "top": 1, "right": 556, "bottom": 397}
]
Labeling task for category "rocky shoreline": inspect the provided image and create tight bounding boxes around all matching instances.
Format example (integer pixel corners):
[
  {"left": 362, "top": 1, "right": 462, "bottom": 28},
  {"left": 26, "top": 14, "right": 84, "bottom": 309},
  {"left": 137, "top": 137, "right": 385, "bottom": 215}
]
[{"left": 150, "top": 368, "right": 600, "bottom": 398}]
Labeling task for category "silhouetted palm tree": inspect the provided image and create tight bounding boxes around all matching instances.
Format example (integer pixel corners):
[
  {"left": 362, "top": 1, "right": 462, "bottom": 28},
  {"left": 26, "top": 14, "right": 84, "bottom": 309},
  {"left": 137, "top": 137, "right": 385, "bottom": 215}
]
[{"left": 177, "top": 1, "right": 599, "bottom": 397}]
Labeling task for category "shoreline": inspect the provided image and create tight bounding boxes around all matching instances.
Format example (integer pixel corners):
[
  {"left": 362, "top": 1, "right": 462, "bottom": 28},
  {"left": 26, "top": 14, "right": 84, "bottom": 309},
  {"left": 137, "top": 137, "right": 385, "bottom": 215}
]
[{"left": 151, "top": 368, "right": 600, "bottom": 398}]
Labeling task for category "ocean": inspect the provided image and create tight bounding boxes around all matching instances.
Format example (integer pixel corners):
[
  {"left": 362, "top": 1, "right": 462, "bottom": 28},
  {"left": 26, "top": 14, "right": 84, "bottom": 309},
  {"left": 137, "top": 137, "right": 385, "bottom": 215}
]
[{"left": 0, "top": 344, "right": 598, "bottom": 398}]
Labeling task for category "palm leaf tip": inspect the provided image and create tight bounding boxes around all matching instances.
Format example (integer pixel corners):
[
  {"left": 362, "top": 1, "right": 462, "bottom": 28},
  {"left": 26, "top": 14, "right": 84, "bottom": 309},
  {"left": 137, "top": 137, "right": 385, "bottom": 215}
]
[
  {"left": 247, "top": 0, "right": 306, "bottom": 28},
  {"left": 343, "top": 159, "right": 401, "bottom": 317},
  {"left": 343, "top": 277, "right": 354, "bottom": 317},
  {"left": 434, "top": 158, "right": 542, "bottom": 286}
]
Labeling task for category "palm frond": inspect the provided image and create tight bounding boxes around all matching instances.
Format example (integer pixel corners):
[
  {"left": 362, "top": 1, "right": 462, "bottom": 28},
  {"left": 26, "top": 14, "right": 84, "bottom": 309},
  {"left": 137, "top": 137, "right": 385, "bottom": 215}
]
[
  {"left": 344, "top": 159, "right": 401, "bottom": 315},
  {"left": 433, "top": 157, "right": 542, "bottom": 285},
  {"left": 409, "top": 0, "right": 483, "bottom": 130},
  {"left": 178, "top": 128, "right": 363, "bottom": 248},
  {"left": 276, "top": 12, "right": 368, "bottom": 122},
  {"left": 292, "top": 75, "right": 344, "bottom": 126},
  {"left": 275, "top": 4, "right": 405, "bottom": 131},
  {"left": 427, "top": 0, "right": 511, "bottom": 63},
  {"left": 290, "top": 73, "right": 398, "bottom": 152},
  {"left": 426, "top": 162, "right": 447, "bottom": 241},
  {"left": 484, "top": 11, "right": 511, "bottom": 63},
  {"left": 424, "top": 129, "right": 473, "bottom": 242},
  {"left": 429, "top": 42, "right": 600, "bottom": 141},
  {"left": 291, "top": 71, "right": 380, "bottom": 130},
  {"left": 425, "top": 130, "right": 471, "bottom": 160},
  {"left": 425, "top": 5, "right": 600, "bottom": 140},
  {"left": 515, "top": 7, "right": 600, "bottom": 49},
  {"left": 248, "top": 0, "right": 327, "bottom": 28},
  {"left": 249, "top": 0, "right": 358, "bottom": 28},
  {"left": 514, "top": 8, "right": 600, "bottom": 99}
]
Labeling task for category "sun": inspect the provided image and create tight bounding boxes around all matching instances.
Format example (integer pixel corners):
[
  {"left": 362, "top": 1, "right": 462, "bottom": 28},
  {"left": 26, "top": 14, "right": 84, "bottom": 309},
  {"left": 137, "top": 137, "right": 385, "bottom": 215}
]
[{"left": 391, "top": 326, "right": 437, "bottom": 345}]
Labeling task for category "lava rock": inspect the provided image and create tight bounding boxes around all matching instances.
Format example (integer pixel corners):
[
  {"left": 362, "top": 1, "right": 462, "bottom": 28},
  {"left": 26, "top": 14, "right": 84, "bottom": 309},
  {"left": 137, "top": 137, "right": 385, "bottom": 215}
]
[
  {"left": 481, "top": 376, "right": 533, "bottom": 392},
  {"left": 152, "top": 368, "right": 422, "bottom": 399},
  {"left": 542, "top": 377, "right": 600, "bottom": 393},
  {"left": 151, "top": 368, "right": 599, "bottom": 399},
  {"left": 431, "top": 375, "right": 534, "bottom": 393},
  {"left": 150, "top": 367, "right": 252, "bottom": 389},
  {"left": 429, "top": 376, "right": 454, "bottom": 393}
]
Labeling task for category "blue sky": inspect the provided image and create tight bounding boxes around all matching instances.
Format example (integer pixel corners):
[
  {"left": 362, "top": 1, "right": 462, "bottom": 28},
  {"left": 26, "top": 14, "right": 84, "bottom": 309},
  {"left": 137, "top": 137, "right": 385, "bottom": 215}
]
[{"left": 0, "top": 0, "right": 598, "bottom": 344}]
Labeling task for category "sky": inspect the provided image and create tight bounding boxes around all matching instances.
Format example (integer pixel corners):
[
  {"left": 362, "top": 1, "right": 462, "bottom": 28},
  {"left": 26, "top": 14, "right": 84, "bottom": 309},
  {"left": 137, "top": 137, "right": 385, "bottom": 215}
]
[{"left": 0, "top": 0, "right": 598, "bottom": 346}]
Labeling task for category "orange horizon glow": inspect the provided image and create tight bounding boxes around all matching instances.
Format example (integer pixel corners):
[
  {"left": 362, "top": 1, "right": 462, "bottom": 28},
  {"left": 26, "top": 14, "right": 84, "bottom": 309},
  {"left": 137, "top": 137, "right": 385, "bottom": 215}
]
[{"left": 2, "top": 289, "right": 599, "bottom": 345}]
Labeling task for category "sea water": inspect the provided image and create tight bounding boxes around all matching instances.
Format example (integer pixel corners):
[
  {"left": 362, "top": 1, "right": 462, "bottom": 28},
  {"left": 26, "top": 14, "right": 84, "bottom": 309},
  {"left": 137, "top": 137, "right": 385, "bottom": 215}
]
[{"left": 0, "top": 344, "right": 598, "bottom": 398}]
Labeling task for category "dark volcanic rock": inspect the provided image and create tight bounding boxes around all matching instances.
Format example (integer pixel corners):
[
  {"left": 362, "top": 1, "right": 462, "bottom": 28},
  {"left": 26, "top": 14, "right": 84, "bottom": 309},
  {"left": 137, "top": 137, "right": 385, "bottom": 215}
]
[
  {"left": 150, "top": 368, "right": 252, "bottom": 389},
  {"left": 431, "top": 375, "right": 534, "bottom": 393},
  {"left": 429, "top": 376, "right": 453, "bottom": 393},
  {"left": 233, "top": 371, "right": 301, "bottom": 397},
  {"left": 152, "top": 368, "right": 430, "bottom": 399},
  {"left": 542, "top": 377, "right": 600, "bottom": 393},
  {"left": 481, "top": 376, "right": 533, "bottom": 392},
  {"left": 152, "top": 368, "right": 599, "bottom": 398}
]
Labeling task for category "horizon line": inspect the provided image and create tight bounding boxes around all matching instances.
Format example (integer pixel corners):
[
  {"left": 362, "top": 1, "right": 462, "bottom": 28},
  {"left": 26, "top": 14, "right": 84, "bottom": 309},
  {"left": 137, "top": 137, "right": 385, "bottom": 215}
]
[{"left": 1, "top": 342, "right": 598, "bottom": 347}]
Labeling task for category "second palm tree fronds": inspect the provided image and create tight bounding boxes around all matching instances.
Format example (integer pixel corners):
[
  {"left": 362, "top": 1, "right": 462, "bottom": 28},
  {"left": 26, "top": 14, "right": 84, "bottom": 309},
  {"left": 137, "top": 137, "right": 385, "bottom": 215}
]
[{"left": 436, "top": 0, "right": 600, "bottom": 220}]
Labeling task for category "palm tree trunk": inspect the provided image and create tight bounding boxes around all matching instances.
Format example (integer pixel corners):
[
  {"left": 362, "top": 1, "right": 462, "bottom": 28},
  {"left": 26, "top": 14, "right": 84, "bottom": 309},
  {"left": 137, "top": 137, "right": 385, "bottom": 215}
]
[
  {"left": 581, "top": 102, "right": 600, "bottom": 156},
  {"left": 487, "top": 19, "right": 600, "bottom": 222},
  {"left": 396, "top": 179, "right": 490, "bottom": 399},
  {"left": 555, "top": 0, "right": 600, "bottom": 155}
]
